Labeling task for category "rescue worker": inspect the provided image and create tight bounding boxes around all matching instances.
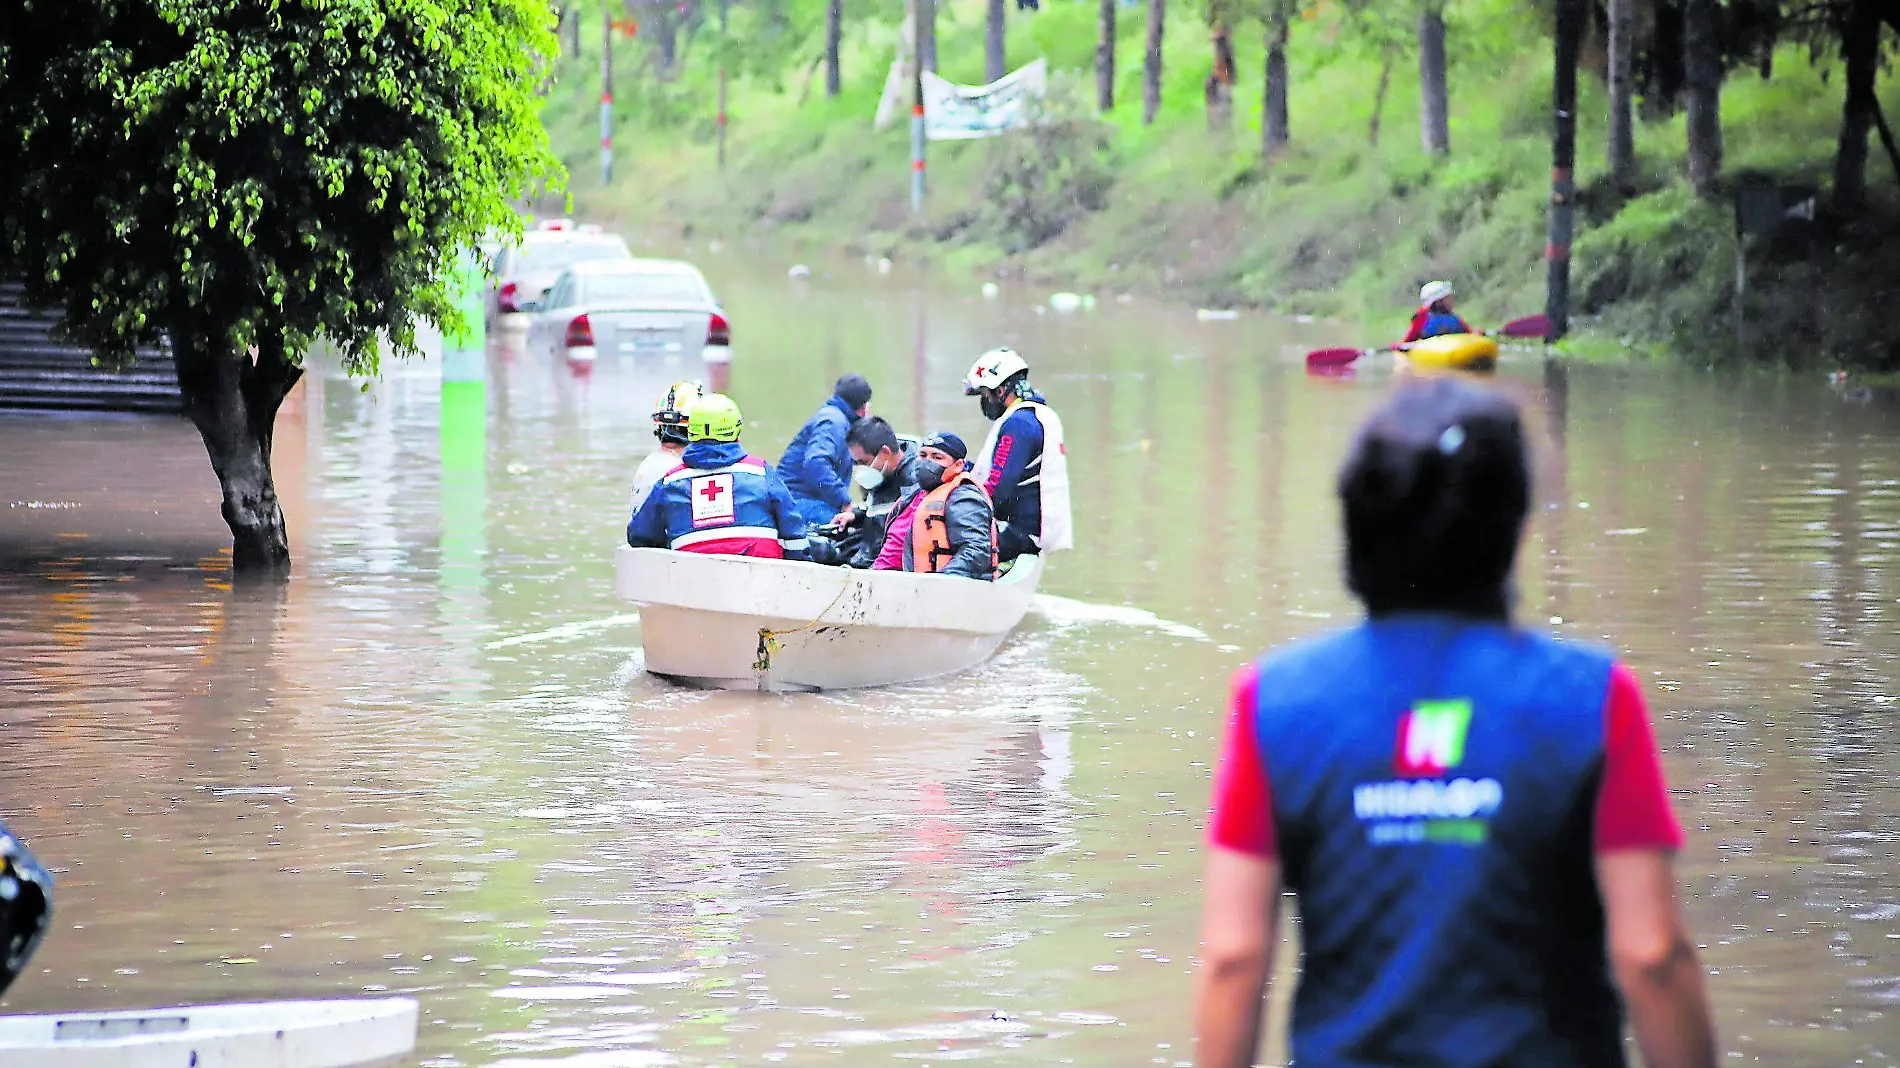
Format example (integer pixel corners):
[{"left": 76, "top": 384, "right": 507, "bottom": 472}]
[
  {"left": 626, "top": 393, "right": 810, "bottom": 560},
  {"left": 872, "top": 432, "right": 995, "bottom": 580},
  {"left": 1196, "top": 378, "right": 1716, "bottom": 1068},
  {"left": 839, "top": 416, "right": 919, "bottom": 568},
  {"left": 1403, "top": 279, "right": 1475, "bottom": 342},
  {"left": 0, "top": 821, "right": 53, "bottom": 995},
  {"left": 963, "top": 348, "right": 1072, "bottom": 562},
  {"left": 629, "top": 380, "right": 702, "bottom": 515},
  {"left": 779, "top": 373, "right": 874, "bottom": 529}
]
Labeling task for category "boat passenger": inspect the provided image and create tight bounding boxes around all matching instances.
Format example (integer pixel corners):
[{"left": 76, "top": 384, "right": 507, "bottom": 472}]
[
  {"left": 838, "top": 416, "right": 920, "bottom": 568},
  {"left": 778, "top": 373, "right": 874, "bottom": 530},
  {"left": 1403, "top": 280, "right": 1475, "bottom": 342},
  {"left": 626, "top": 393, "right": 810, "bottom": 560},
  {"left": 873, "top": 432, "right": 995, "bottom": 580},
  {"left": 629, "top": 380, "right": 703, "bottom": 515},
  {"left": 0, "top": 821, "right": 53, "bottom": 995},
  {"left": 963, "top": 348, "right": 1072, "bottom": 562},
  {"left": 1195, "top": 378, "right": 1715, "bottom": 1068}
]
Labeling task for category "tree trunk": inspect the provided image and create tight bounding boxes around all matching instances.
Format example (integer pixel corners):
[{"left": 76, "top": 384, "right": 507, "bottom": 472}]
[
  {"left": 1549, "top": 0, "right": 1585, "bottom": 340},
  {"left": 1682, "top": 0, "right": 1722, "bottom": 195},
  {"left": 918, "top": 0, "right": 937, "bottom": 73},
  {"left": 1143, "top": 0, "right": 1165, "bottom": 124},
  {"left": 1205, "top": 25, "right": 1236, "bottom": 132},
  {"left": 176, "top": 336, "right": 303, "bottom": 577},
  {"left": 1097, "top": 0, "right": 1116, "bottom": 112},
  {"left": 825, "top": 0, "right": 842, "bottom": 97},
  {"left": 1418, "top": 6, "right": 1451, "bottom": 155},
  {"left": 1263, "top": 5, "right": 1290, "bottom": 157},
  {"left": 1833, "top": 0, "right": 1880, "bottom": 211},
  {"left": 986, "top": 0, "right": 1006, "bottom": 82},
  {"left": 1369, "top": 51, "right": 1394, "bottom": 145},
  {"left": 1607, "top": 0, "right": 1635, "bottom": 194}
]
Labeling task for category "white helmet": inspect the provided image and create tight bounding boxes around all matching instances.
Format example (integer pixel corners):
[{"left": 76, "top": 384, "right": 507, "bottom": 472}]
[
  {"left": 1418, "top": 280, "right": 1455, "bottom": 307},
  {"left": 963, "top": 347, "right": 1029, "bottom": 395}
]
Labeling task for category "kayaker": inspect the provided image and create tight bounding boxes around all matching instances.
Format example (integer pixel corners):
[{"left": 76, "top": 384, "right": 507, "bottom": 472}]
[
  {"left": 873, "top": 432, "right": 995, "bottom": 580},
  {"left": 1196, "top": 378, "right": 1715, "bottom": 1068},
  {"left": 963, "top": 348, "right": 1073, "bottom": 562},
  {"left": 629, "top": 380, "right": 702, "bottom": 515},
  {"left": 839, "top": 416, "right": 919, "bottom": 568},
  {"left": 1403, "top": 280, "right": 1475, "bottom": 343},
  {"left": 626, "top": 393, "right": 810, "bottom": 560},
  {"left": 0, "top": 820, "right": 53, "bottom": 995},
  {"left": 779, "top": 373, "right": 874, "bottom": 529}
]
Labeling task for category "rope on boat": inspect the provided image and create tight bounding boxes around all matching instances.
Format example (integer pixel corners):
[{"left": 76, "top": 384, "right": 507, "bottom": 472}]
[{"left": 753, "top": 577, "right": 858, "bottom": 680}]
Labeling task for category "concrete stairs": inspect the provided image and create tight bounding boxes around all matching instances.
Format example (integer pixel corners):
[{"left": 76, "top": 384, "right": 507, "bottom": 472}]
[{"left": 0, "top": 284, "right": 182, "bottom": 413}]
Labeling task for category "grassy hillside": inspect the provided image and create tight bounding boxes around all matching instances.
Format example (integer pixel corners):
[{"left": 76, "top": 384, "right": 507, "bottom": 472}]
[{"left": 540, "top": 0, "right": 1900, "bottom": 367}]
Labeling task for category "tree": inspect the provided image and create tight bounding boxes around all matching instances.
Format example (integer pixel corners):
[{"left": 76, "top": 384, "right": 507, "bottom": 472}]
[
  {"left": 1549, "top": 0, "right": 1586, "bottom": 338},
  {"left": 0, "top": 2, "right": 560, "bottom": 575},
  {"left": 1263, "top": 0, "right": 1291, "bottom": 156},
  {"left": 1144, "top": 0, "right": 1167, "bottom": 124},
  {"left": 1683, "top": 0, "right": 1723, "bottom": 193},
  {"left": 1206, "top": 11, "right": 1239, "bottom": 131},
  {"left": 1608, "top": 0, "right": 1637, "bottom": 193},
  {"left": 1418, "top": 2, "right": 1451, "bottom": 154},
  {"left": 1829, "top": 0, "right": 1900, "bottom": 210},
  {"left": 826, "top": 0, "right": 844, "bottom": 96},
  {"left": 1098, "top": 0, "right": 1117, "bottom": 112},
  {"left": 987, "top": 0, "right": 1007, "bottom": 81}
]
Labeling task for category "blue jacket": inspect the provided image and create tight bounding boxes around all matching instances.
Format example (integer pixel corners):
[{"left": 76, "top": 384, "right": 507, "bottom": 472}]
[
  {"left": 627, "top": 441, "right": 810, "bottom": 560},
  {"left": 980, "top": 394, "right": 1046, "bottom": 560},
  {"left": 777, "top": 395, "right": 857, "bottom": 511},
  {"left": 1253, "top": 616, "right": 1624, "bottom": 1067}
]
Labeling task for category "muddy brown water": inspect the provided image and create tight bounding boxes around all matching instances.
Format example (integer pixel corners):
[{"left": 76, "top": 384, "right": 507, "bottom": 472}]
[{"left": 1, "top": 252, "right": 1895, "bottom": 1065}]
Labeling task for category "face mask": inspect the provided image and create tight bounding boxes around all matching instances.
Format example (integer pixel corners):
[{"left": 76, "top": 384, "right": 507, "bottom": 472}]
[
  {"left": 979, "top": 393, "right": 1009, "bottom": 421},
  {"left": 915, "top": 459, "right": 947, "bottom": 492},
  {"left": 853, "top": 465, "right": 884, "bottom": 490}
]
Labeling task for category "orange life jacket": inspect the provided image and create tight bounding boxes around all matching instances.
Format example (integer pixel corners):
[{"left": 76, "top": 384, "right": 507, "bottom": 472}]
[{"left": 908, "top": 468, "right": 998, "bottom": 578}]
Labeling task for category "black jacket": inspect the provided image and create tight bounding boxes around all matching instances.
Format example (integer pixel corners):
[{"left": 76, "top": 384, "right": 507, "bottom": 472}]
[
  {"left": 847, "top": 442, "right": 920, "bottom": 569},
  {"left": 899, "top": 480, "right": 996, "bottom": 580}
]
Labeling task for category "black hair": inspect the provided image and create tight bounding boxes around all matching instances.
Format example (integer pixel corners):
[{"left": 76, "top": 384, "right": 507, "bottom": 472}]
[
  {"left": 655, "top": 423, "right": 690, "bottom": 446},
  {"left": 1338, "top": 378, "right": 1530, "bottom": 620},
  {"left": 846, "top": 415, "right": 899, "bottom": 456},
  {"left": 835, "top": 374, "right": 874, "bottom": 411}
]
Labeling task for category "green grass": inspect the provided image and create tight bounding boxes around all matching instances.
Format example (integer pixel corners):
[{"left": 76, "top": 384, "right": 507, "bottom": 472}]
[{"left": 540, "top": 0, "right": 1900, "bottom": 368}]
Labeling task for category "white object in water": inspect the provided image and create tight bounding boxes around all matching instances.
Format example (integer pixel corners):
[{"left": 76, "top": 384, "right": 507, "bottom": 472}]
[
  {"left": 981, "top": 282, "right": 1000, "bottom": 299},
  {"left": 0, "top": 998, "right": 419, "bottom": 1068},
  {"left": 614, "top": 547, "right": 1044, "bottom": 690},
  {"left": 1196, "top": 308, "right": 1240, "bottom": 321},
  {"left": 1048, "top": 292, "right": 1084, "bottom": 313},
  {"left": 1080, "top": 294, "right": 1098, "bottom": 310},
  {"left": 787, "top": 263, "right": 812, "bottom": 278},
  {"left": 876, "top": 257, "right": 894, "bottom": 275}
]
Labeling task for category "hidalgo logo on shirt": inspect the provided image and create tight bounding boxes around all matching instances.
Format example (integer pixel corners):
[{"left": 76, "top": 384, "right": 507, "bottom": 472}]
[
  {"left": 690, "top": 474, "right": 736, "bottom": 528},
  {"left": 1394, "top": 698, "right": 1473, "bottom": 777},
  {"left": 1354, "top": 698, "right": 1504, "bottom": 847}
]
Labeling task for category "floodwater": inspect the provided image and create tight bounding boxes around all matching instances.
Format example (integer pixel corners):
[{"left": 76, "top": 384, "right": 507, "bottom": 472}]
[{"left": 1, "top": 247, "right": 1896, "bottom": 1066}]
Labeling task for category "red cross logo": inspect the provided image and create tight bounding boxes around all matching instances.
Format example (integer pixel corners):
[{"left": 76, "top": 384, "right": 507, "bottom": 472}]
[{"left": 699, "top": 480, "right": 726, "bottom": 504}]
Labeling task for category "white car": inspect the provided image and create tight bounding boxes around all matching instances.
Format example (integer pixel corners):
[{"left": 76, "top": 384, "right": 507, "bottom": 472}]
[
  {"left": 526, "top": 259, "right": 731, "bottom": 366},
  {"left": 489, "top": 230, "right": 633, "bottom": 324}
]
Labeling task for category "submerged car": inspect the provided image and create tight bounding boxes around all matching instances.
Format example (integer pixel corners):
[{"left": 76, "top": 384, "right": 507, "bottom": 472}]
[
  {"left": 527, "top": 259, "right": 731, "bottom": 366},
  {"left": 489, "top": 230, "right": 634, "bottom": 324}
]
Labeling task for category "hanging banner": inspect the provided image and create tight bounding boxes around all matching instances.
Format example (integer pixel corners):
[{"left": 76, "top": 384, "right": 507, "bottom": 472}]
[{"left": 921, "top": 59, "right": 1048, "bottom": 140}]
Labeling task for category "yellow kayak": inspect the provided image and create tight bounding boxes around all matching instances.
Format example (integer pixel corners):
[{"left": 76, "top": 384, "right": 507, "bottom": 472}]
[{"left": 1400, "top": 333, "right": 1499, "bottom": 370}]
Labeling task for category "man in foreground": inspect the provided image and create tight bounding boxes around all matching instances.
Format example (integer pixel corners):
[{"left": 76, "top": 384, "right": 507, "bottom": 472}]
[
  {"left": 873, "top": 432, "right": 995, "bottom": 580},
  {"left": 1196, "top": 378, "right": 1715, "bottom": 1068},
  {"left": 626, "top": 393, "right": 809, "bottom": 560}
]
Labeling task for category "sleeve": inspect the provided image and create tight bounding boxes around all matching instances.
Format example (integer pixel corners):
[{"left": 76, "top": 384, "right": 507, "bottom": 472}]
[
  {"left": 982, "top": 409, "right": 1041, "bottom": 498},
  {"left": 1594, "top": 664, "right": 1686, "bottom": 853},
  {"left": 627, "top": 482, "right": 669, "bottom": 548},
  {"left": 802, "top": 413, "right": 852, "bottom": 510},
  {"left": 1402, "top": 309, "right": 1429, "bottom": 344},
  {"left": 1455, "top": 314, "right": 1475, "bottom": 334},
  {"left": 770, "top": 471, "right": 812, "bottom": 561},
  {"left": 941, "top": 486, "right": 996, "bottom": 579},
  {"left": 873, "top": 497, "right": 918, "bottom": 570},
  {"left": 1207, "top": 663, "right": 1277, "bottom": 858}
]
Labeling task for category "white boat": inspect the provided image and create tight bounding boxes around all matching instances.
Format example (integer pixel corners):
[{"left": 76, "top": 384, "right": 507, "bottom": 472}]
[
  {"left": 613, "top": 547, "right": 1044, "bottom": 690},
  {"left": 0, "top": 997, "right": 418, "bottom": 1068}
]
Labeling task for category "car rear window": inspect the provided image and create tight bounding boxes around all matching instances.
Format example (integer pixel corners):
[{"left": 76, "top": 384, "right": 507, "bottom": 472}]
[
  {"left": 582, "top": 272, "right": 709, "bottom": 306},
  {"left": 513, "top": 237, "right": 630, "bottom": 272}
]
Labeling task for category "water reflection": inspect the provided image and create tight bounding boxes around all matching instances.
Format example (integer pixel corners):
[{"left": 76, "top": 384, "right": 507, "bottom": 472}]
[{"left": 0, "top": 252, "right": 1894, "bottom": 1064}]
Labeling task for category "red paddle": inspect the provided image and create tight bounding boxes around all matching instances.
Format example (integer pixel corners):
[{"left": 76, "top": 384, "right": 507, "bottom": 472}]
[{"left": 1302, "top": 314, "right": 1554, "bottom": 370}]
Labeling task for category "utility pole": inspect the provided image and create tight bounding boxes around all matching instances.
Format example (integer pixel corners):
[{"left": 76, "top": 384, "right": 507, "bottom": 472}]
[
  {"left": 909, "top": 0, "right": 926, "bottom": 213},
  {"left": 600, "top": 1, "right": 614, "bottom": 185},
  {"left": 717, "top": 0, "right": 729, "bottom": 169},
  {"left": 1546, "top": 0, "right": 1583, "bottom": 339}
]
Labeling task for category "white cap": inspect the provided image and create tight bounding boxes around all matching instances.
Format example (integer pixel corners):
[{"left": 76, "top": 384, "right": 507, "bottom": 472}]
[
  {"left": 963, "top": 347, "right": 1030, "bottom": 395},
  {"left": 1419, "top": 280, "right": 1454, "bottom": 306}
]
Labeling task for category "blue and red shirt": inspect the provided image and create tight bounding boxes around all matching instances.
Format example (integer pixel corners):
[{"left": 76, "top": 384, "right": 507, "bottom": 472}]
[
  {"left": 626, "top": 441, "right": 811, "bottom": 560},
  {"left": 1209, "top": 617, "right": 1683, "bottom": 1067},
  {"left": 1404, "top": 307, "right": 1474, "bottom": 343}
]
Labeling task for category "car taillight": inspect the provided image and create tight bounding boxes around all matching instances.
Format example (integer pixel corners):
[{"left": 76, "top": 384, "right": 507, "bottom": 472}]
[
  {"left": 707, "top": 312, "right": 730, "bottom": 346},
  {"left": 564, "top": 313, "right": 595, "bottom": 348},
  {"left": 498, "top": 282, "right": 520, "bottom": 313}
]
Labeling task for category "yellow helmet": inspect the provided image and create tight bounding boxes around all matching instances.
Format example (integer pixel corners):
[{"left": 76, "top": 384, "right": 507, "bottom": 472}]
[
  {"left": 687, "top": 392, "right": 744, "bottom": 443},
  {"left": 653, "top": 380, "right": 704, "bottom": 428}
]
